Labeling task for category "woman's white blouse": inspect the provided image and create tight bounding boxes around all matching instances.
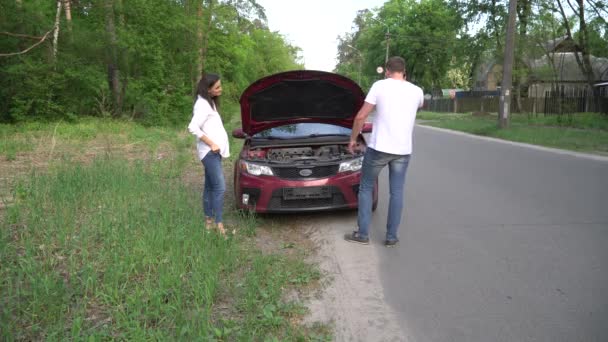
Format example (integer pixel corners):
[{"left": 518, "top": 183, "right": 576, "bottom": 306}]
[{"left": 187, "top": 96, "right": 230, "bottom": 160}]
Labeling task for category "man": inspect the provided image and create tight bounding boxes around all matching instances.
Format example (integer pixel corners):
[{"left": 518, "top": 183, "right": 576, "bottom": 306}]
[{"left": 345, "top": 56, "right": 424, "bottom": 247}]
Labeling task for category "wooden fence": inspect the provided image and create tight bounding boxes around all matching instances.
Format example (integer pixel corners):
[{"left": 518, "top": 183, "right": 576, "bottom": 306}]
[{"left": 423, "top": 89, "right": 608, "bottom": 115}]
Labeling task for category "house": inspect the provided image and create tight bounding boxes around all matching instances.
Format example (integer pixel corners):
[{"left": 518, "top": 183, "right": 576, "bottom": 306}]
[
  {"left": 527, "top": 52, "right": 608, "bottom": 97},
  {"left": 472, "top": 36, "right": 608, "bottom": 97},
  {"left": 472, "top": 62, "right": 502, "bottom": 91},
  {"left": 541, "top": 35, "right": 580, "bottom": 54}
]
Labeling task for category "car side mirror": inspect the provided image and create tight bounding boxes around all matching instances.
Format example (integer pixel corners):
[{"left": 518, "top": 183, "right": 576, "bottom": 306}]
[
  {"left": 232, "top": 128, "right": 247, "bottom": 139},
  {"left": 362, "top": 122, "right": 373, "bottom": 133}
]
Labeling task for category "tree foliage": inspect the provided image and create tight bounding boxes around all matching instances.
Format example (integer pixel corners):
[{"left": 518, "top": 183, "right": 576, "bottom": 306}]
[
  {"left": 335, "top": 0, "right": 608, "bottom": 93},
  {"left": 336, "top": 0, "right": 464, "bottom": 92},
  {"left": 0, "top": 0, "right": 303, "bottom": 125}
]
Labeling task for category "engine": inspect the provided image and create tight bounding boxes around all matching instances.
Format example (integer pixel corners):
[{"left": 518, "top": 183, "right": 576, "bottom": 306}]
[{"left": 247, "top": 144, "right": 363, "bottom": 164}]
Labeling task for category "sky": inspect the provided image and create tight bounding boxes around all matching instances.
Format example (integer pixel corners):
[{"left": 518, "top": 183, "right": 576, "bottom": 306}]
[{"left": 255, "top": 0, "right": 388, "bottom": 72}]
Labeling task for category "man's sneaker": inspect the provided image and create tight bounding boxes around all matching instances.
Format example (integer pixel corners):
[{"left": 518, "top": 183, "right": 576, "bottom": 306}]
[
  {"left": 344, "top": 231, "right": 369, "bottom": 245},
  {"left": 384, "top": 239, "right": 399, "bottom": 247}
]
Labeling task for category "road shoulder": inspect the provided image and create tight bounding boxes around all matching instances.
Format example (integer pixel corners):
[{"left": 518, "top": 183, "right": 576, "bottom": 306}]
[{"left": 303, "top": 218, "right": 411, "bottom": 342}]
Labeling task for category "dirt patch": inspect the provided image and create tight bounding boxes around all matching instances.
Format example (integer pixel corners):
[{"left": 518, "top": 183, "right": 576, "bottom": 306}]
[{"left": 253, "top": 216, "right": 318, "bottom": 257}]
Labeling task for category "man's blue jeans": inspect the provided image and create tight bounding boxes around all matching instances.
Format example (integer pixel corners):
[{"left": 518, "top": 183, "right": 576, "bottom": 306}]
[
  {"left": 201, "top": 152, "right": 226, "bottom": 224},
  {"left": 357, "top": 147, "right": 411, "bottom": 241}
]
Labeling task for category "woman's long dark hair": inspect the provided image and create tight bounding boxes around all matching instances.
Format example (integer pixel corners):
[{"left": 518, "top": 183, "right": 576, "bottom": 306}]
[{"left": 195, "top": 73, "right": 221, "bottom": 109}]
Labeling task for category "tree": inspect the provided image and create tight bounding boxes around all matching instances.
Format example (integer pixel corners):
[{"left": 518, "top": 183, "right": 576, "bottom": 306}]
[
  {"left": 334, "top": 10, "right": 372, "bottom": 88},
  {"left": 64, "top": 0, "right": 73, "bottom": 33},
  {"left": 555, "top": 0, "right": 597, "bottom": 93},
  {"left": 336, "top": 0, "right": 463, "bottom": 92},
  {"left": 0, "top": 0, "right": 303, "bottom": 124},
  {"left": 104, "top": 0, "right": 122, "bottom": 116},
  {"left": 585, "top": 16, "right": 608, "bottom": 57}
]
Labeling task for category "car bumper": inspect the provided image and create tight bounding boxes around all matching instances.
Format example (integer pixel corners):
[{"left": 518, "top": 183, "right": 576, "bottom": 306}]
[{"left": 235, "top": 170, "right": 366, "bottom": 213}]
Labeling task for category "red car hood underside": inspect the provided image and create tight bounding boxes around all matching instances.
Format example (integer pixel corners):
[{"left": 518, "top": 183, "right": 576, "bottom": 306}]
[{"left": 239, "top": 70, "right": 365, "bottom": 135}]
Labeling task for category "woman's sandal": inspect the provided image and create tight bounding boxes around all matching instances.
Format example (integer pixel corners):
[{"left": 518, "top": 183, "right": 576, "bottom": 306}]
[
  {"left": 205, "top": 217, "right": 214, "bottom": 231},
  {"left": 216, "top": 223, "right": 227, "bottom": 237},
  {"left": 206, "top": 218, "right": 228, "bottom": 239}
]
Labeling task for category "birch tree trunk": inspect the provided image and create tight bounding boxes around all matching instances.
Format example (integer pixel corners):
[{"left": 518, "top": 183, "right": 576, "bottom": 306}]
[
  {"left": 63, "top": 0, "right": 72, "bottom": 32},
  {"left": 52, "top": 0, "right": 62, "bottom": 64}
]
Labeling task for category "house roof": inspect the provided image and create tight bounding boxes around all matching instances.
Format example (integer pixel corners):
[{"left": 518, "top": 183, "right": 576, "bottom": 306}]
[
  {"left": 472, "top": 62, "right": 501, "bottom": 84},
  {"left": 527, "top": 52, "right": 608, "bottom": 82},
  {"left": 542, "top": 36, "right": 579, "bottom": 53}
]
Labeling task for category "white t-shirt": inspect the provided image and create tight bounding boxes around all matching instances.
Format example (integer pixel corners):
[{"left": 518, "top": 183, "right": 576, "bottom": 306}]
[
  {"left": 365, "top": 78, "right": 424, "bottom": 155},
  {"left": 188, "top": 96, "right": 230, "bottom": 160}
]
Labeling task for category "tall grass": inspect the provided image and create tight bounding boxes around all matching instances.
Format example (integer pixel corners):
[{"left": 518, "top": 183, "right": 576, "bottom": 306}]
[
  {"left": 0, "top": 118, "right": 193, "bottom": 161},
  {"left": 2, "top": 158, "right": 235, "bottom": 339},
  {"left": 1, "top": 117, "right": 326, "bottom": 340}
]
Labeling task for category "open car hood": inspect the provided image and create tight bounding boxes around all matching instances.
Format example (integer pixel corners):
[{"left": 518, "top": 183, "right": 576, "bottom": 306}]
[{"left": 239, "top": 70, "right": 365, "bottom": 135}]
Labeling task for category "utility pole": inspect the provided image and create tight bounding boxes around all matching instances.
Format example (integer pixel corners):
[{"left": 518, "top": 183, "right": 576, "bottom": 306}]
[
  {"left": 499, "top": 0, "right": 518, "bottom": 129},
  {"left": 369, "top": 16, "right": 390, "bottom": 64}
]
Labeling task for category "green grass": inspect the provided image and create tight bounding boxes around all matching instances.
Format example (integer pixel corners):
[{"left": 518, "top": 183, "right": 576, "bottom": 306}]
[
  {"left": 0, "top": 118, "right": 193, "bottom": 161},
  {"left": 417, "top": 111, "right": 608, "bottom": 154},
  {"left": 0, "top": 116, "right": 328, "bottom": 341}
]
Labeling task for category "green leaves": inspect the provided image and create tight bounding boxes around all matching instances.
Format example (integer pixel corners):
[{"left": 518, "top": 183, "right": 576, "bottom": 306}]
[
  {"left": 0, "top": 0, "right": 301, "bottom": 125},
  {"left": 336, "top": 0, "right": 464, "bottom": 92},
  {"left": 336, "top": 0, "right": 608, "bottom": 93}
]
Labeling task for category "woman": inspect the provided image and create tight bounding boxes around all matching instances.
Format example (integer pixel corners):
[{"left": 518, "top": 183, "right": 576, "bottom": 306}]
[{"left": 188, "top": 73, "right": 230, "bottom": 235}]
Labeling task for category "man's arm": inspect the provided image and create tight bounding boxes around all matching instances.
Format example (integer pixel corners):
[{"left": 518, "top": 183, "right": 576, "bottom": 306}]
[{"left": 348, "top": 101, "right": 375, "bottom": 153}]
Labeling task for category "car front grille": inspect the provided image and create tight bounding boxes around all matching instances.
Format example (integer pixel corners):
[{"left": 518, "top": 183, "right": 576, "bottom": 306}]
[
  {"left": 267, "top": 186, "right": 346, "bottom": 210},
  {"left": 272, "top": 165, "right": 340, "bottom": 179}
]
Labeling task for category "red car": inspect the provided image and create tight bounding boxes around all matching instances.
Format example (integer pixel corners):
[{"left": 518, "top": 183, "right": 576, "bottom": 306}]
[{"left": 232, "top": 70, "right": 377, "bottom": 213}]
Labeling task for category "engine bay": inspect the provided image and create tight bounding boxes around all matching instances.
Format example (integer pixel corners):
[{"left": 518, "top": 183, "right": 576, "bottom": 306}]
[{"left": 246, "top": 144, "right": 364, "bottom": 164}]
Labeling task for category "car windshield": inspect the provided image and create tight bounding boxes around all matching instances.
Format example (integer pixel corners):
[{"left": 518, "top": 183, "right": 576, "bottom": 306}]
[{"left": 253, "top": 123, "right": 352, "bottom": 139}]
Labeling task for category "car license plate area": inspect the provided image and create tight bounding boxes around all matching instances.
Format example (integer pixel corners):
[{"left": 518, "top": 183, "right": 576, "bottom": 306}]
[{"left": 283, "top": 186, "right": 331, "bottom": 200}]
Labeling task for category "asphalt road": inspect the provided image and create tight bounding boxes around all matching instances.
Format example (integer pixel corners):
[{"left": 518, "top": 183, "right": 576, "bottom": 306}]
[{"left": 368, "top": 125, "right": 608, "bottom": 342}]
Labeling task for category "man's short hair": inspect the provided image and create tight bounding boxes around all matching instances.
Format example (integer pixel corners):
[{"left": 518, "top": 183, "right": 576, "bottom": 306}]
[{"left": 386, "top": 56, "right": 406, "bottom": 73}]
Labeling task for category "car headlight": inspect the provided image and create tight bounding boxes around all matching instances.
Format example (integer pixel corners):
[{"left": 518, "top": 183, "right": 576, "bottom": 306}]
[
  {"left": 241, "top": 161, "right": 274, "bottom": 176},
  {"left": 339, "top": 156, "right": 363, "bottom": 173}
]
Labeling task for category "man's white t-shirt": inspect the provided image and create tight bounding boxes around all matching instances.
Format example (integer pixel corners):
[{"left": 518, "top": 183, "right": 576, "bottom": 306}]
[{"left": 365, "top": 78, "right": 424, "bottom": 155}]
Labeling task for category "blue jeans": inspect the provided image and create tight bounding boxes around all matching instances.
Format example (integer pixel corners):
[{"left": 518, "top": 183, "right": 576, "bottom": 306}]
[
  {"left": 357, "top": 147, "right": 411, "bottom": 241},
  {"left": 201, "top": 152, "right": 226, "bottom": 224}
]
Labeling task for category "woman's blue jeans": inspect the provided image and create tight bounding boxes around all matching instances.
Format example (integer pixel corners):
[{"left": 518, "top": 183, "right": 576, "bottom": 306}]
[
  {"left": 357, "top": 147, "right": 411, "bottom": 241},
  {"left": 201, "top": 152, "right": 226, "bottom": 224}
]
